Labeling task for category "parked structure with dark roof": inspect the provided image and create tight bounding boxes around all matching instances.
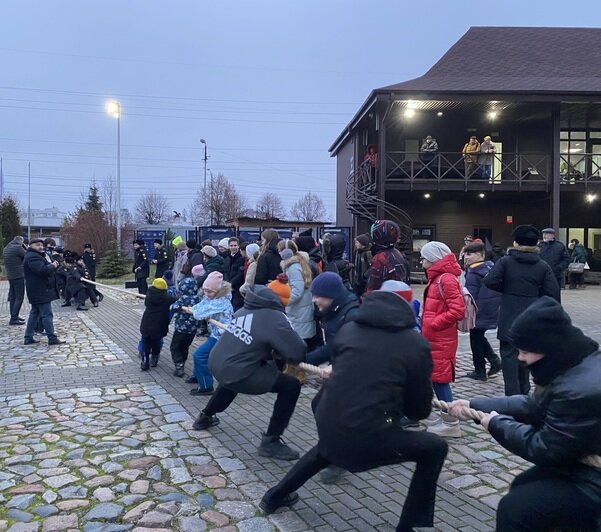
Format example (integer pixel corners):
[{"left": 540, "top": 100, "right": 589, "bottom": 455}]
[{"left": 331, "top": 26, "right": 601, "bottom": 273}]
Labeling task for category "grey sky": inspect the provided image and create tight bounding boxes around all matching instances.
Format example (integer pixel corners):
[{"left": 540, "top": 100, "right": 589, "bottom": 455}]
[{"left": 0, "top": 1, "right": 597, "bottom": 221}]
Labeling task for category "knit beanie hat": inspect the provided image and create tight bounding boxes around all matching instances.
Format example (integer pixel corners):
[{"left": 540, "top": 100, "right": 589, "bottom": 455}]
[
  {"left": 268, "top": 273, "right": 291, "bottom": 306},
  {"left": 513, "top": 224, "right": 540, "bottom": 246},
  {"left": 420, "top": 241, "right": 452, "bottom": 263},
  {"left": 280, "top": 248, "right": 294, "bottom": 261},
  {"left": 355, "top": 233, "right": 371, "bottom": 247},
  {"left": 218, "top": 238, "right": 230, "bottom": 249},
  {"left": 152, "top": 278, "right": 168, "bottom": 290},
  {"left": 310, "top": 272, "right": 345, "bottom": 299},
  {"left": 295, "top": 236, "right": 315, "bottom": 253},
  {"left": 191, "top": 264, "right": 205, "bottom": 278},
  {"left": 186, "top": 239, "right": 197, "bottom": 249},
  {"left": 509, "top": 296, "right": 598, "bottom": 384},
  {"left": 246, "top": 243, "right": 260, "bottom": 259},
  {"left": 379, "top": 280, "right": 413, "bottom": 303},
  {"left": 202, "top": 271, "right": 223, "bottom": 292},
  {"left": 201, "top": 245, "right": 217, "bottom": 258},
  {"left": 162, "top": 270, "right": 174, "bottom": 286}
]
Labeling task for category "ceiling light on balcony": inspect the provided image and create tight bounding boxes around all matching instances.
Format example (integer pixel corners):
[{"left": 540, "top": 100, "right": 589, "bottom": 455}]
[
  {"left": 488, "top": 111, "right": 498, "bottom": 119},
  {"left": 437, "top": 111, "right": 443, "bottom": 117},
  {"left": 404, "top": 108, "right": 416, "bottom": 118},
  {"left": 569, "top": 148, "right": 583, "bottom": 153},
  {"left": 586, "top": 193, "right": 597, "bottom": 203},
  {"left": 478, "top": 193, "right": 485, "bottom": 198},
  {"left": 424, "top": 193, "right": 431, "bottom": 199}
]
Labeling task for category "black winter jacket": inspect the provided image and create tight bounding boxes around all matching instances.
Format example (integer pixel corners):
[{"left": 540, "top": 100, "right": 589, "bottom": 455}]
[
  {"left": 153, "top": 246, "right": 169, "bottom": 278},
  {"left": 23, "top": 249, "right": 59, "bottom": 305},
  {"left": 139, "top": 287, "right": 177, "bottom": 339},
  {"left": 133, "top": 247, "right": 150, "bottom": 279},
  {"left": 315, "top": 291, "right": 433, "bottom": 472},
  {"left": 471, "top": 350, "right": 601, "bottom": 502},
  {"left": 324, "top": 234, "right": 352, "bottom": 287},
  {"left": 82, "top": 250, "right": 97, "bottom": 278},
  {"left": 197, "top": 255, "right": 225, "bottom": 287},
  {"left": 254, "top": 240, "right": 283, "bottom": 285},
  {"left": 223, "top": 251, "right": 245, "bottom": 290},
  {"left": 305, "top": 290, "right": 359, "bottom": 365},
  {"left": 3, "top": 239, "right": 26, "bottom": 280},
  {"left": 208, "top": 286, "right": 306, "bottom": 393},
  {"left": 483, "top": 247, "right": 559, "bottom": 342},
  {"left": 539, "top": 239, "right": 571, "bottom": 279}
]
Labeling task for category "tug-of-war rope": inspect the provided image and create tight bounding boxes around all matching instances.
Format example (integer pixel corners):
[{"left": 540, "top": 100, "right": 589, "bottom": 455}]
[{"left": 82, "top": 278, "right": 601, "bottom": 469}]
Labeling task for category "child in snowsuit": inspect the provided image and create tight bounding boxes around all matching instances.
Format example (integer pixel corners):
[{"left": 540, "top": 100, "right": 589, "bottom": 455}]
[{"left": 170, "top": 277, "right": 201, "bottom": 378}]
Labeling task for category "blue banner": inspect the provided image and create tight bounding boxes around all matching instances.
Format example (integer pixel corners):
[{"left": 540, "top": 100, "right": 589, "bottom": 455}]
[
  {"left": 136, "top": 230, "right": 165, "bottom": 255},
  {"left": 321, "top": 227, "right": 351, "bottom": 260},
  {"left": 198, "top": 227, "right": 236, "bottom": 246},
  {"left": 238, "top": 230, "right": 262, "bottom": 244},
  {"left": 186, "top": 230, "right": 197, "bottom": 244}
]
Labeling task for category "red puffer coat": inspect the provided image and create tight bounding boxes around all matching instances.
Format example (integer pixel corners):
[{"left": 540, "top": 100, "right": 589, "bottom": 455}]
[{"left": 421, "top": 254, "right": 465, "bottom": 383}]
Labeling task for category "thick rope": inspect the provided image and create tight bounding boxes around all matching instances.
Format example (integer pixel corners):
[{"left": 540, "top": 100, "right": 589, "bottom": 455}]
[{"left": 79, "top": 283, "right": 601, "bottom": 469}]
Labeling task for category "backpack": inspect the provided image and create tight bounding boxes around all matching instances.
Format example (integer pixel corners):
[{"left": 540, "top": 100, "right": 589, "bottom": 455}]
[{"left": 436, "top": 273, "right": 478, "bottom": 333}]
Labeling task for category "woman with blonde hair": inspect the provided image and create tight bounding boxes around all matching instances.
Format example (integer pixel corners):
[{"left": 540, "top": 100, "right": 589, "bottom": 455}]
[
  {"left": 255, "top": 229, "right": 282, "bottom": 285},
  {"left": 240, "top": 243, "right": 261, "bottom": 297}
]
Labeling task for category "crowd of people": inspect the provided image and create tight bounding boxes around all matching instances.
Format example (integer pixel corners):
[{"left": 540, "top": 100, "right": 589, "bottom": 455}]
[{"left": 3, "top": 220, "right": 600, "bottom": 531}]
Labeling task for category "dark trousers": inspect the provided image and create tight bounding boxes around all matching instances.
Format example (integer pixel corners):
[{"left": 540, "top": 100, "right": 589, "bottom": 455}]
[
  {"left": 500, "top": 340, "right": 530, "bottom": 396},
  {"left": 469, "top": 328, "right": 499, "bottom": 373},
  {"left": 141, "top": 336, "right": 161, "bottom": 361},
  {"left": 170, "top": 331, "right": 196, "bottom": 365},
  {"left": 265, "top": 429, "right": 448, "bottom": 532},
  {"left": 137, "top": 277, "right": 148, "bottom": 295},
  {"left": 203, "top": 372, "right": 301, "bottom": 437},
  {"left": 24, "top": 303, "right": 57, "bottom": 341},
  {"left": 496, "top": 466, "right": 601, "bottom": 531},
  {"left": 8, "top": 278, "right": 25, "bottom": 320},
  {"left": 569, "top": 271, "right": 584, "bottom": 288}
]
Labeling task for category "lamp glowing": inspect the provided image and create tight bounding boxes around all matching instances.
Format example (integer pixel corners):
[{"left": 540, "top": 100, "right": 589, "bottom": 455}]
[
  {"left": 404, "top": 108, "right": 415, "bottom": 118},
  {"left": 105, "top": 101, "right": 120, "bottom": 118}
]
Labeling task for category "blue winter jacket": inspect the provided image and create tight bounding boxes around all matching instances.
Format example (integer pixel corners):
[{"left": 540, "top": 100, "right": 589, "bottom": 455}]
[
  {"left": 191, "top": 287, "right": 234, "bottom": 339},
  {"left": 465, "top": 260, "right": 501, "bottom": 330},
  {"left": 170, "top": 277, "right": 201, "bottom": 334}
]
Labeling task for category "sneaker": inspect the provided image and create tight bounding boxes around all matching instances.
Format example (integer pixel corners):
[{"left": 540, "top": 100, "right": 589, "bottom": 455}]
[
  {"left": 76, "top": 305, "right": 88, "bottom": 311},
  {"left": 190, "top": 387, "right": 214, "bottom": 396},
  {"left": 9, "top": 320, "right": 24, "bottom": 326},
  {"left": 487, "top": 359, "right": 502, "bottom": 377},
  {"left": 399, "top": 417, "right": 427, "bottom": 432},
  {"left": 259, "top": 491, "right": 299, "bottom": 515},
  {"left": 185, "top": 376, "right": 198, "bottom": 384},
  {"left": 150, "top": 354, "right": 159, "bottom": 367},
  {"left": 24, "top": 338, "right": 40, "bottom": 345},
  {"left": 427, "top": 413, "right": 462, "bottom": 438},
  {"left": 173, "top": 365, "right": 185, "bottom": 378},
  {"left": 61, "top": 302, "right": 72, "bottom": 307},
  {"left": 319, "top": 465, "right": 345, "bottom": 484},
  {"left": 93, "top": 302, "right": 99, "bottom": 308},
  {"left": 192, "top": 413, "right": 220, "bottom": 431},
  {"left": 466, "top": 370, "right": 487, "bottom": 382},
  {"left": 140, "top": 357, "right": 150, "bottom": 371},
  {"left": 258, "top": 434, "right": 300, "bottom": 461},
  {"left": 48, "top": 339, "right": 66, "bottom": 346}
]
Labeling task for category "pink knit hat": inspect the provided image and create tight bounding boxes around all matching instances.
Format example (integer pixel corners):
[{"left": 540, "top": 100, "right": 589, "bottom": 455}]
[
  {"left": 191, "top": 264, "right": 205, "bottom": 278},
  {"left": 202, "top": 271, "right": 223, "bottom": 292}
]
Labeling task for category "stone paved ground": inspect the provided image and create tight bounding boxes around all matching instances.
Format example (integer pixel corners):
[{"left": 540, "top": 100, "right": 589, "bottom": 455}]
[{"left": 1, "top": 281, "right": 599, "bottom": 531}]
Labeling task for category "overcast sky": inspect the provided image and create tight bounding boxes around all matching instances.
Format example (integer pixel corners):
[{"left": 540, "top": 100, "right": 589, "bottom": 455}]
[{"left": 1, "top": 1, "right": 598, "bottom": 221}]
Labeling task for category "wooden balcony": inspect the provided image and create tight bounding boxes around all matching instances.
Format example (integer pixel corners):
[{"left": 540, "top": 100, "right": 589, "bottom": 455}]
[{"left": 384, "top": 151, "right": 601, "bottom": 192}]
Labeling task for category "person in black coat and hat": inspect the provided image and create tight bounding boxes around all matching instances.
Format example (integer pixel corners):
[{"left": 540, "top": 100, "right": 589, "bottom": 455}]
[
  {"left": 83, "top": 243, "right": 103, "bottom": 301},
  {"left": 260, "top": 290, "right": 448, "bottom": 532},
  {"left": 152, "top": 239, "right": 169, "bottom": 279},
  {"left": 539, "top": 227, "right": 570, "bottom": 296},
  {"left": 133, "top": 240, "right": 150, "bottom": 294},
  {"left": 254, "top": 229, "right": 282, "bottom": 285},
  {"left": 449, "top": 296, "right": 601, "bottom": 532},
  {"left": 483, "top": 225, "right": 559, "bottom": 396}
]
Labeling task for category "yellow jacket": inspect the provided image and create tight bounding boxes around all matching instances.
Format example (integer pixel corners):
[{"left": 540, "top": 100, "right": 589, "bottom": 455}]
[{"left": 462, "top": 142, "right": 480, "bottom": 163}]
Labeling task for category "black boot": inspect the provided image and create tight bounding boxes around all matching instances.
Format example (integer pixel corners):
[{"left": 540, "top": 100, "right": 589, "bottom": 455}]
[
  {"left": 140, "top": 355, "right": 150, "bottom": 371},
  {"left": 173, "top": 364, "right": 185, "bottom": 377},
  {"left": 466, "top": 370, "right": 486, "bottom": 381},
  {"left": 150, "top": 354, "right": 159, "bottom": 367},
  {"left": 259, "top": 489, "right": 299, "bottom": 515},
  {"left": 258, "top": 433, "right": 299, "bottom": 461},
  {"left": 76, "top": 305, "right": 88, "bottom": 311},
  {"left": 192, "top": 412, "right": 220, "bottom": 431},
  {"left": 487, "top": 357, "right": 502, "bottom": 377}
]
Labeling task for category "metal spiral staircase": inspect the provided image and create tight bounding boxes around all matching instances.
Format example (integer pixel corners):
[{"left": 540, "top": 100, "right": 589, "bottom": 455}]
[{"left": 345, "top": 161, "right": 413, "bottom": 247}]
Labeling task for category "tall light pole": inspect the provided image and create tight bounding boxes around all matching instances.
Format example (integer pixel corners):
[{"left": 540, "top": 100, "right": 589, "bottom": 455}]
[
  {"left": 105, "top": 101, "right": 122, "bottom": 249},
  {"left": 27, "top": 162, "right": 31, "bottom": 241},
  {"left": 200, "top": 139, "right": 207, "bottom": 191}
]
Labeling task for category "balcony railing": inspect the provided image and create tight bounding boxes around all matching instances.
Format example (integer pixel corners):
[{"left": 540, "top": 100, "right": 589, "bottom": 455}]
[{"left": 384, "top": 151, "right": 601, "bottom": 190}]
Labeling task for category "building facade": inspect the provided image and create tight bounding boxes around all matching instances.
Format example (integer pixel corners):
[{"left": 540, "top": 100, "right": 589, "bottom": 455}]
[{"left": 331, "top": 27, "right": 601, "bottom": 270}]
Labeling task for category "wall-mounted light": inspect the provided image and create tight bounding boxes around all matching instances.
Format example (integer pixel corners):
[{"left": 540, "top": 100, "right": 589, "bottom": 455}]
[
  {"left": 478, "top": 193, "right": 485, "bottom": 198},
  {"left": 437, "top": 112, "right": 443, "bottom": 117},
  {"left": 488, "top": 111, "right": 498, "bottom": 119},
  {"left": 424, "top": 193, "right": 431, "bottom": 199},
  {"left": 586, "top": 193, "right": 597, "bottom": 203},
  {"left": 404, "top": 108, "right": 416, "bottom": 118}
]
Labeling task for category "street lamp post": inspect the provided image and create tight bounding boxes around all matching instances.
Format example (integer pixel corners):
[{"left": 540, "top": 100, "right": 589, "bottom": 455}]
[
  {"left": 105, "top": 101, "right": 122, "bottom": 249},
  {"left": 200, "top": 139, "right": 207, "bottom": 191}
]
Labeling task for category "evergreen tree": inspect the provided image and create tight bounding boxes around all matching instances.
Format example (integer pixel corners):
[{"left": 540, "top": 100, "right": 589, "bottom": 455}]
[
  {"left": 84, "top": 184, "right": 103, "bottom": 213},
  {"left": 0, "top": 197, "right": 22, "bottom": 242},
  {"left": 97, "top": 241, "right": 129, "bottom": 279}
]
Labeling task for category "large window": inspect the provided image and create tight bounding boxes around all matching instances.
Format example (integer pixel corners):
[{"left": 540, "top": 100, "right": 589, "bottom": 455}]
[{"left": 560, "top": 131, "right": 586, "bottom": 179}]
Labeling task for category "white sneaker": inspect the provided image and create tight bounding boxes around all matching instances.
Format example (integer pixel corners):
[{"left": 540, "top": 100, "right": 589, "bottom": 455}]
[{"left": 428, "top": 421, "right": 462, "bottom": 438}]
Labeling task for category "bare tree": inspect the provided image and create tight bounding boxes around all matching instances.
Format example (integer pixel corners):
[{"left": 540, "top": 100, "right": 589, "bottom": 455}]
[
  {"left": 102, "top": 175, "right": 118, "bottom": 227},
  {"left": 191, "top": 173, "right": 247, "bottom": 226},
  {"left": 290, "top": 191, "right": 327, "bottom": 221},
  {"left": 256, "top": 192, "right": 286, "bottom": 219},
  {"left": 134, "top": 191, "right": 171, "bottom": 225}
]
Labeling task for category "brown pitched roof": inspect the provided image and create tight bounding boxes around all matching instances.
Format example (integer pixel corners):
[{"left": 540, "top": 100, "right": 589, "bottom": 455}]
[{"left": 380, "top": 27, "right": 601, "bottom": 94}]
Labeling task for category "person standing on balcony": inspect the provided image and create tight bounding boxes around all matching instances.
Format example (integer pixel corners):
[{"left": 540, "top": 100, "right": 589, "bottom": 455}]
[
  {"left": 479, "top": 136, "right": 495, "bottom": 179},
  {"left": 539, "top": 228, "right": 571, "bottom": 296},
  {"left": 462, "top": 136, "right": 480, "bottom": 179},
  {"left": 363, "top": 144, "right": 377, "bottom": 187},
  {"left": 420, "top": 135, "right": 438, "bottom": 169}
]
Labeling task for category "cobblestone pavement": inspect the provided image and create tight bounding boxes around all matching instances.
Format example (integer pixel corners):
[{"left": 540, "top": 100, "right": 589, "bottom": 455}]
[{"left": 1, "top": 281, "right": 599, "bottom": 531}]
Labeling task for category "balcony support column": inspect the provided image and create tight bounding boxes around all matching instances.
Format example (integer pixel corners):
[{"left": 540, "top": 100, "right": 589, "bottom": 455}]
[{"left": 551, "top": 104, "right": 561, "bottom": 233}]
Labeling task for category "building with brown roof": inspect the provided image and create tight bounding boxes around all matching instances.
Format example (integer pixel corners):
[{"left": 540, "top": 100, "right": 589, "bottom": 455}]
[{"left": 331, "top": 26, "right": 601, "bottom": 270}]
